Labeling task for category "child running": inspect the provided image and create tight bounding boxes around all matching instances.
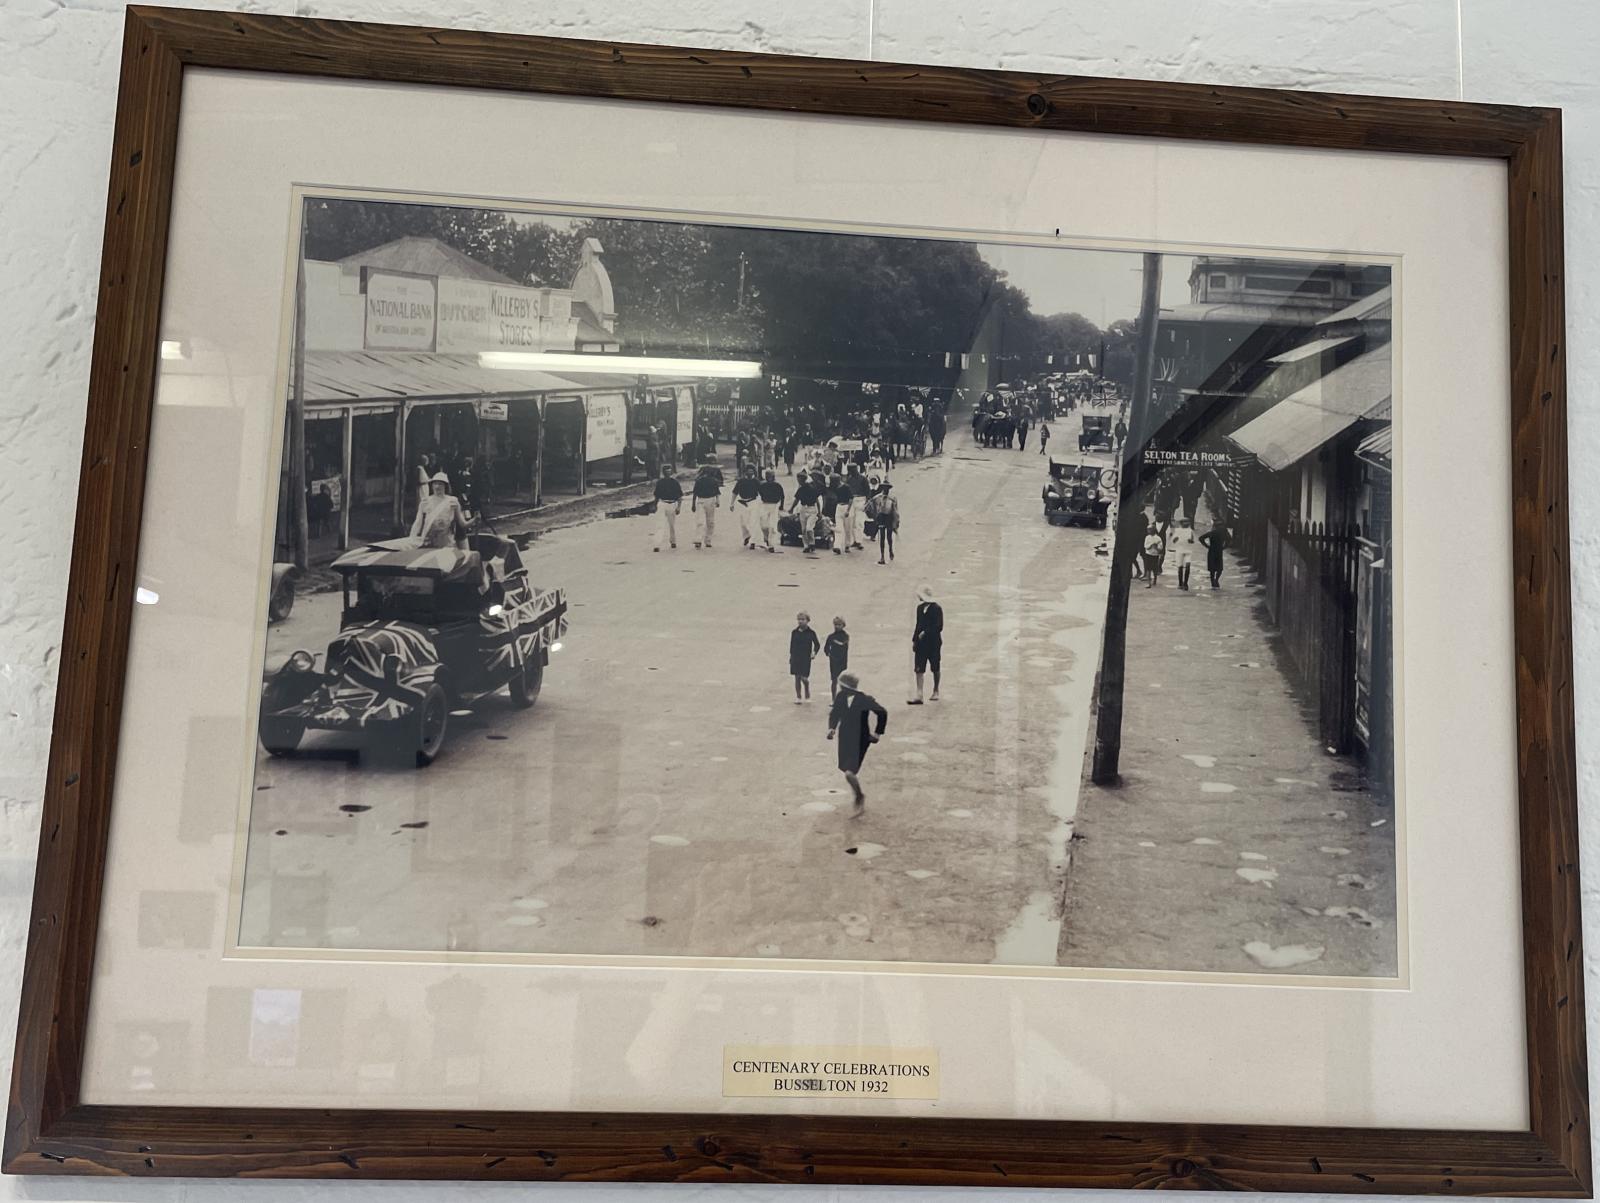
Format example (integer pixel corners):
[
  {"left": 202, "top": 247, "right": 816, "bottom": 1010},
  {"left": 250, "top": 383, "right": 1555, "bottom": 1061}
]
[
  {"left": 789, "top": 611, "right": 821, "bottom": 703},
  {"left": 824, "top": 617, "right": 850, "bottom": 698}
]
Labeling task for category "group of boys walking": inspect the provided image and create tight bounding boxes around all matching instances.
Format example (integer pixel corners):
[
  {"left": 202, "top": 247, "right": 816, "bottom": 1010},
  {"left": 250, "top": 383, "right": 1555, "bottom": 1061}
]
[
  {"left": 650, "top": 460, "right": 900, "bottom": 563},
  {"left": 783, "top": 585, "right": 946, "bottom": 816}
]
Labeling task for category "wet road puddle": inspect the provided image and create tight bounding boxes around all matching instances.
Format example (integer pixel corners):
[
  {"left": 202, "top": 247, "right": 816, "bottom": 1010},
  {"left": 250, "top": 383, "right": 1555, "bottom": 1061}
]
[
  {"left": 1323, "top": 905, "right": 1379, "bottom": 928},
  {"left": 1243, "top": 940, "right": 1324, "bottom": 968}
]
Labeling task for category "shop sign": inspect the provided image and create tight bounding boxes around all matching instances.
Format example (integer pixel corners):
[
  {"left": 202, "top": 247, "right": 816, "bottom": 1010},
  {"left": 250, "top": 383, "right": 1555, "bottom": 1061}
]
[
  {"left": 585, "top": 393, "right": 627, "bottom": 462},
  {"left": 437, "top": 278, "right": 545, "bottom": 352},
  {"left": 363, "top": 270, "right": 436, "bottom": 351},
  {"left": 479, "top": 400, "right": 510, "bottom": 421},
  {"left": 675, "top": 385, "right": 695, "bottom": 448},
  {"left": 1141, "top": 447, "right": 1231, "bottom": 467},
  {"left": 311, "top": 474, "right": 343, "bottom": 510}
]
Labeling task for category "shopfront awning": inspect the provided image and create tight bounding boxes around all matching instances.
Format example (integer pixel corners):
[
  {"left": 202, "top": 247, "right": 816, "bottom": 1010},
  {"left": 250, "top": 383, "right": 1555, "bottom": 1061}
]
[
  {"left": 1266, "top": 335, "right": 1355, "bottom": 364},
  {"left": 1227, "top": 343, "right": 1391, "bottom": 472},
  {"left": 1318, "top": 285, "right": 1392, "bottom": 326},
  {"left": 301, "top": 352, "right": 677, "bottom": 405},
  {"left": 1356, "top": 424, "right": 1393, "bottom": 471}
]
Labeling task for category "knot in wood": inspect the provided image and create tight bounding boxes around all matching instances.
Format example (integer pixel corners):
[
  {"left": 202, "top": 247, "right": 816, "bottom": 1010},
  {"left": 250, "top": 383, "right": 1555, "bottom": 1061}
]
[
  {"left": 1169, "top": 1157, "right": 1197, "bottom": 1178},
  {"left": 1026, "top": 93, "right": 1049, "bottom": 117}
]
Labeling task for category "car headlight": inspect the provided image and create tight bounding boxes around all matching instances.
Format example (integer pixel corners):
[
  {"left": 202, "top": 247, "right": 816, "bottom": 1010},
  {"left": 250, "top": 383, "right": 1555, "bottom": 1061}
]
[{"left": 284, "top": 650, "right": 315, "bottom": 674}]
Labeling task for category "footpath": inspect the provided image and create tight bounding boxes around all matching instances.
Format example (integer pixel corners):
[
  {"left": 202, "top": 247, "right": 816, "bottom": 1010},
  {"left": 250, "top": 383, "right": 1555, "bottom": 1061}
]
[
  {"left": 1058, "top": 531, "right": 1398, "bottom": 979},
  {"left": 294, "top": 452, "right": 738, "bottom": 594}
]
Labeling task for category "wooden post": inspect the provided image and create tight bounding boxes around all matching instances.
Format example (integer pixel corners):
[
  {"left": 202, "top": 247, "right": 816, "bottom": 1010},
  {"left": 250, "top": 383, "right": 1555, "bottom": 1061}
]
[
  {"left": 578, "top": 397, "right": 588, "bottom": 496},
  {"left": 534, "top": 396, "right": 545, "bottom": 508},
  {"left": 286, "top": 215, "right": 310, "bottom": 570},
  {"left": 392, "top": 403, "right": 408, "bottom": 534},
  {"left": 1092, "top": 252, "right": 1163, "bottom": 785},
  {"left": 338, "top": 406, "right": 353, "bottom": 550}
]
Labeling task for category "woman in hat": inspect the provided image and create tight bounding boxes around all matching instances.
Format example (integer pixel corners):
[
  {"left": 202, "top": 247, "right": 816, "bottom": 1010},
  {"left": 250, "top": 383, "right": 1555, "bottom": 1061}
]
[
  {"left": 408, "top": 471, "right": 469, "bottom": 550},
  {"left": 826, "top": 670, "right": 889, "bottom": 817},
  {"left": 908, "top": 584, "right": 944, "bottom": 704}
]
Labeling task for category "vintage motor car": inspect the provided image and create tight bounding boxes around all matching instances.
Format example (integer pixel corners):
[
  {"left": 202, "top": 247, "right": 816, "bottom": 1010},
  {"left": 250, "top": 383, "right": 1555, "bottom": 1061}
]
[
  {"left": 1043, "top": 455, "right": 1115, "bottom": 528},
  {"left": 258, "top": 534, "right": 568, "bottom": 766},
  {"left": 1079, "top": 413, "right": 1115, "bottom": 452}
]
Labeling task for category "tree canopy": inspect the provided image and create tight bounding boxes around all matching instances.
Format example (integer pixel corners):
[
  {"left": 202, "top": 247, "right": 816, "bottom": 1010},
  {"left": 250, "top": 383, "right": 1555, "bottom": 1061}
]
[{"left": 304, "top": 198, "right": 1115, "bottom": 382}]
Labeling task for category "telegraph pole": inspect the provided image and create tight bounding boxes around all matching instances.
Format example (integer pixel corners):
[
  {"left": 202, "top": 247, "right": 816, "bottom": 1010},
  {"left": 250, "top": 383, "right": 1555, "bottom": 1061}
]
[
  {"left": 287, "top": 206, "right": 311, "bottom": 570},
  {"left": 1091, "top": 252, "right": 1162, "bottom": 785}
]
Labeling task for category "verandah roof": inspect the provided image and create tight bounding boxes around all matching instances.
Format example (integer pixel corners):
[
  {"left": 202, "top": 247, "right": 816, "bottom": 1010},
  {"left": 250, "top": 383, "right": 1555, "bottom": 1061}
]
[
  {"left": 1227, "top": 342, "right": 1392, "bottom": 472},
  {"left": 299, "top": 351, "right": 683, "bottom": 405}
]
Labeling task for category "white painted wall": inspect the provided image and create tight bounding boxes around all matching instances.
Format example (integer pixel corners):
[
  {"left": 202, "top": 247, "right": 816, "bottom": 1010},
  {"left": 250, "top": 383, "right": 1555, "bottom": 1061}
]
[{"left": 0, "top": 1, "right": 1593, "bottom": 1200}]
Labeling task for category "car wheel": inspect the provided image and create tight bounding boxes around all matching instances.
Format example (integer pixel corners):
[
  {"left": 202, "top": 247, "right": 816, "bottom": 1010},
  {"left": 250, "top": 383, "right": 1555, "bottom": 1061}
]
[
  {"left": 259, "top": 716, "right": 304, "bottom": 757},
  {"left": 414, "top": 683, "right": 449, "bottom": 767},
  {"left": 267, "top": 575, "right": 295, "bottom": 624},
  {"left": 508, "top": 656, "right": 544, "bottom": 709}
]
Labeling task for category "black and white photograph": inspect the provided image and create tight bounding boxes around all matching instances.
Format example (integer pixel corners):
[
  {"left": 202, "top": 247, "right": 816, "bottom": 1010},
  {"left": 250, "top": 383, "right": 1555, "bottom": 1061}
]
[{"left": 238, "top": 193, "right": 1397, "bottom": 979}]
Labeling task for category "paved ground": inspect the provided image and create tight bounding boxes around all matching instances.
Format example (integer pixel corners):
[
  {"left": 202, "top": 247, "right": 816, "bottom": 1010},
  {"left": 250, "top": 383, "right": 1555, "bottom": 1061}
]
[
  {"left": 240, "top": 429, "right": 1115, "bottom": 965},
  {"left": 1058, "top": 509, "right": 1399, "bottom": 978}
]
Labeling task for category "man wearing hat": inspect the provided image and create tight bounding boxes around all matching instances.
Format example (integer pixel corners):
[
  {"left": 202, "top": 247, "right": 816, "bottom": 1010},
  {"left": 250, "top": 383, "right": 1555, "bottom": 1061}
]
[
  {"left": 826, "top": 671, "right": 889, "bottom": 816},
  {"left": 409, "top": 471, "right": 469, "bottom": 550},
  {"left": 908, "top": 584, "right": 944, "bottom": 704}
]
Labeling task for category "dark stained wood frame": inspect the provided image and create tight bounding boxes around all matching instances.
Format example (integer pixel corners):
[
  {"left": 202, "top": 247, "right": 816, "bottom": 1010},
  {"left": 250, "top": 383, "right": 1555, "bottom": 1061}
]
[{"left": 4, "top": 5, "right": 1585, "bottom": 1190}]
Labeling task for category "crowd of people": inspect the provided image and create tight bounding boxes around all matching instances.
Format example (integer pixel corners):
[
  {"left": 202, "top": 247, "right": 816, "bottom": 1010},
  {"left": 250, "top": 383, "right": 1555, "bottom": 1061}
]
[
  {"left": 647, "top": 398, "right": 956, "bottom": 566},
  {"left": 652, "top": 458, "right": 905, "bottom": 564},
  {"left": 969, "top": 376, "right": 1129, "bottom": 454},
  {"left": 1132, "top": 507, "right": 1231, "bottom": 590}
]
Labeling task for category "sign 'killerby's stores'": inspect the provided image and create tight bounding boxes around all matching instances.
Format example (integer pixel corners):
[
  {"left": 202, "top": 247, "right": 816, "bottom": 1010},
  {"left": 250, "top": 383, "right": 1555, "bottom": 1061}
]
[{"left": 363, "top": 269, "right": 574, "bottom": 354}]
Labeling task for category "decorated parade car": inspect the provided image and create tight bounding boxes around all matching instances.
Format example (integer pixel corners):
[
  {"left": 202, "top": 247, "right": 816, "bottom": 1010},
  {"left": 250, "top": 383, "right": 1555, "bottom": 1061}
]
[
  {"left": 258, "top": 534, "right": 567, "bottom": 766},
  {"left": 1043, "top": 454, "right": 1116, "bottom": 528}
]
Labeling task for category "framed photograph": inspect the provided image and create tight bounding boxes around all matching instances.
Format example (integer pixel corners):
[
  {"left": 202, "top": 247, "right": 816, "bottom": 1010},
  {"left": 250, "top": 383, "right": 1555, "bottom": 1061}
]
[{"left": 6, "top": 5, "right": 1584, "bottom": 1191}]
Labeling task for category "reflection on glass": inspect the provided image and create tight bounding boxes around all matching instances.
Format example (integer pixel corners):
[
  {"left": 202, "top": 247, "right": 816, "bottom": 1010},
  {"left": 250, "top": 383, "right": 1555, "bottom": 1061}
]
[{"left": 248, "top": 988, "right": 303, "bottom": 1068}]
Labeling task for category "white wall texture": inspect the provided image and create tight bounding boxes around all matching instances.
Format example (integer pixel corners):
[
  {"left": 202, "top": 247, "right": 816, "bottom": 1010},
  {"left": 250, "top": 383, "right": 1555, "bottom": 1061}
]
[{"left": 0, "top": 1, "right": 1594, "bottom": 1200}]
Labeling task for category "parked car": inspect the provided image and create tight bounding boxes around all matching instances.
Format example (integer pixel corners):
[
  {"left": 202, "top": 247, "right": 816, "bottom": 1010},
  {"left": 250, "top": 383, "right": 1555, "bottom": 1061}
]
[
  {"left": 268, "top": 563, "right": 299, "bottom": 623},
  {"left": 1043, "top": 455, "right": 1115, "bottom": 528},
  {"left": 258, "top": 534, "right": 567, "bottom": 766}
]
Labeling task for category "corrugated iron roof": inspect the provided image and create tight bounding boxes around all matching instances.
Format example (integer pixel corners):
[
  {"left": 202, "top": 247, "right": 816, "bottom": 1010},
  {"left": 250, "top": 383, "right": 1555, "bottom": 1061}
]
[
  {"left": 1318, "top": 285, "right": 1393, "bottom": 326},
  {"left": 301, "top": 351, "right": 677, "bottom": 405},
  {"left": 1227, "top": 343, "right": 1392, "bottom": 472},
  {"left": 1162, "top": 301, "right": 1329, "bottom": 326},
  {"left": 333, "top": 236, "right": 519, "bottom": 286},
  {"left": 1266, "top": 335, "right": 1356, "bottom": 364},
  {"left": 1357, "top": 424, "right": 1393, "bottom": 469}
]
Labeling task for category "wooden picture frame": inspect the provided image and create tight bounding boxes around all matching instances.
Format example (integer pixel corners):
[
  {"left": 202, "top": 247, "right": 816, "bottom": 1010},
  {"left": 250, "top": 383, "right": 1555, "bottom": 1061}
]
[{"left": 4, "top": 6, "right": 1585, "bottom": 1190}]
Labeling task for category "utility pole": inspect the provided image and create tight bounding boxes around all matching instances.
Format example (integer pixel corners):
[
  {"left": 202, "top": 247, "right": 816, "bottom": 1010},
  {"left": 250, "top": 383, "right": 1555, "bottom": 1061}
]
[
  {"left": 287, "top": 205, "right": 311, "bottom": 571},
  {"left": 1091, "top": 252, "right": 1162, "bottom": 785}
]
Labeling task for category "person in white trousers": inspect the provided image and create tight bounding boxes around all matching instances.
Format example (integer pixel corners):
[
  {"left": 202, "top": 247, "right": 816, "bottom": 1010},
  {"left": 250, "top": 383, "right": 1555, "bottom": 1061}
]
[
  {"left": 840, "top": 468, "right": 865, "bottom": 551},
  {"left": 757, "top": 469, "right": 785, "bottom": 552},
  {"left": 690, "top": 463, "right": 722, "bottom": 549},
  {"left": 730, "top": 465, "right": 761, "bottom": 548}
]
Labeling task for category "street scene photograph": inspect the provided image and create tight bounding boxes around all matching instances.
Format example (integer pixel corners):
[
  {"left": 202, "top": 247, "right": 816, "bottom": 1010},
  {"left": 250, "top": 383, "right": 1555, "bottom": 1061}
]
[{"left": 237, "top": 193, "right": 1398, "bottom": 979}]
